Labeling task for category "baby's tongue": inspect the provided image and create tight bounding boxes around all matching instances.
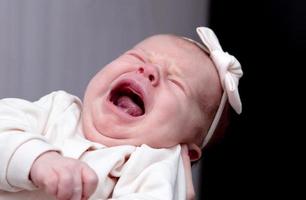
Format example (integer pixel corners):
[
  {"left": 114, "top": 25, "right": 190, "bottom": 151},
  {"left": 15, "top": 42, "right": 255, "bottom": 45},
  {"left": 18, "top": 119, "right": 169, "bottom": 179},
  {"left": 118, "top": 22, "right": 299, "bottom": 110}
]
[{"left": 117, "top": 96, "right": 143, "bottom": 116}]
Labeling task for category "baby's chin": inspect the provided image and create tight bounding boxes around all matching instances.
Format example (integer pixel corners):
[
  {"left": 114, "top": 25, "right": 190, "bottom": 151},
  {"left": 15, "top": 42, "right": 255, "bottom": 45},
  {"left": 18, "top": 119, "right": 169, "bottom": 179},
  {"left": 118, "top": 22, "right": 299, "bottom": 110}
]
[
  {"left": 84, "top": 120, "right": 178, "bottom": 148},
  {"left": 84, "top": 129, "right": 143, "bottom": 147}
]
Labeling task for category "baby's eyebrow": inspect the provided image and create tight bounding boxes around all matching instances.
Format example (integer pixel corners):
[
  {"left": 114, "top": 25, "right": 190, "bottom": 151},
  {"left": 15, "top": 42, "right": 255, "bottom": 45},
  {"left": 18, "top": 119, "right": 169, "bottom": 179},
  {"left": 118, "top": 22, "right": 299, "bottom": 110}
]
[
  {"left": 168, "top": 63, "right": 182, "bottom": 77},
  {"left": 126, "top": 47, "right": 149, "bottom": 63},
  {"left": 126, "top": 49, "right": 147, "bottom": 63}
]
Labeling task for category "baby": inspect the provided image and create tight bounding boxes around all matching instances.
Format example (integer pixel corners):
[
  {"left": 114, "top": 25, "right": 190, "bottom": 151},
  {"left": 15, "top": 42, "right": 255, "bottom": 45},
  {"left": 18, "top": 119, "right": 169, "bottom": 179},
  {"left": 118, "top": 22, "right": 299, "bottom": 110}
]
[{"left": 0, "top": 27, "right": 242, "bottom": 200}]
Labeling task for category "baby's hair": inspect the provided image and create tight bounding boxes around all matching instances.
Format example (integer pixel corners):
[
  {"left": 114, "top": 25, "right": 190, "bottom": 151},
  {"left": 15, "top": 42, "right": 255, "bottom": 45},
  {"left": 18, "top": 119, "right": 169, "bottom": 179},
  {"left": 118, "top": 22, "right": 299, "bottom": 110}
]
[
  {"left": 140, "top": 33, "right": 231, "bottom": 151},
  {"left": 164, "top": 27, "right": 242, "bottom": 164},
  {"left": 191, "top": 102, "right": 230, "bottom": 165},
  {"left": 170, "top": 35, "right": 232, "bottom": 154},
  {"left": 173, "top": 36, "right": 227, "bottom": 147}
]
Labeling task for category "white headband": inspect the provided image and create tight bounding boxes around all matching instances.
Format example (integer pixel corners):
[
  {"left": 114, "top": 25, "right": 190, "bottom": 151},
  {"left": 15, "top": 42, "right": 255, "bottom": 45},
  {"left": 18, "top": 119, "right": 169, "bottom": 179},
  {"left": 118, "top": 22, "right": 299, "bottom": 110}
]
[{"left": 184, "top": 27, "right": 243, "bottom": 148}]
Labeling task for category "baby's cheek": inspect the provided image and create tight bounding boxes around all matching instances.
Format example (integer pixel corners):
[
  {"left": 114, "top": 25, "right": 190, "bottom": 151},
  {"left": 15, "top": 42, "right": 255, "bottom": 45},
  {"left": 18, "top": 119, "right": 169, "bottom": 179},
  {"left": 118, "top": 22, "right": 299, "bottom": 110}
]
[{"left": 158, "top": 98, "right": 180, "bottom": 117}]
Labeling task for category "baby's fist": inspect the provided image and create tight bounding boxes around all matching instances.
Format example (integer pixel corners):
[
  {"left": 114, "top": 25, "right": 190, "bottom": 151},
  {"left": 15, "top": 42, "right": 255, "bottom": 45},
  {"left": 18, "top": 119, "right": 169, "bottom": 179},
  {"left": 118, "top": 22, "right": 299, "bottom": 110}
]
[{"left": 30, "top": 151, "right": 98, "bottom": 200}]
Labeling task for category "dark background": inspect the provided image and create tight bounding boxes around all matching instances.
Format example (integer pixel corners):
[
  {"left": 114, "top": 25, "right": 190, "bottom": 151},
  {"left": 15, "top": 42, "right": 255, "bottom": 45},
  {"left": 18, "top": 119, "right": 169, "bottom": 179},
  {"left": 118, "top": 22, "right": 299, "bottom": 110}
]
[{"left": 200, "top": 0, "right": 304, "bottom": 199}]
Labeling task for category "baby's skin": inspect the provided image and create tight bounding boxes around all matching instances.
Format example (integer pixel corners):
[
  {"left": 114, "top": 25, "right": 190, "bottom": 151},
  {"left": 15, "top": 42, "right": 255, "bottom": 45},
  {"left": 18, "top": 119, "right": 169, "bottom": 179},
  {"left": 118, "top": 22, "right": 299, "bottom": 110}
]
[{"left": 30, "top": 34, "right": 222, "bottom": 200}]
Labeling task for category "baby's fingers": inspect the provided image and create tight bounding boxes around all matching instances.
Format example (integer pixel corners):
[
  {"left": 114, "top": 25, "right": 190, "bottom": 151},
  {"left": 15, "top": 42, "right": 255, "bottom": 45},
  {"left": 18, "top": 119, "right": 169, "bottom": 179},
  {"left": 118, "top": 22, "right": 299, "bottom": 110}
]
[
  {"left": 70, "top": 172, "right": 82, "bottom": 200},
  {"left": 31, "top": 166, "right": 59, "bottom": 197},
  {"left": 42, "top": 170, "right": 59, "bottom": 197},
  {"left": 81, "top": 164, "right": 98, "bottom": 199},
  {"left": 56, "top": 169, "right": 74, "bottom": 200}
]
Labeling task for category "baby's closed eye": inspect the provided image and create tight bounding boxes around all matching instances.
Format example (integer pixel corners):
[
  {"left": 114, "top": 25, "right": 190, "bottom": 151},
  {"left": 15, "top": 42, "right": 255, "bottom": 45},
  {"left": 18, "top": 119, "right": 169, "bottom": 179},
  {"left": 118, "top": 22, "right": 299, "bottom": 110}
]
[
  {"left": 167, "top": 76, "right": 187, "bottom": 95},
  {"left": 125, "top": 50, "right": 147, "bottom": 63}
]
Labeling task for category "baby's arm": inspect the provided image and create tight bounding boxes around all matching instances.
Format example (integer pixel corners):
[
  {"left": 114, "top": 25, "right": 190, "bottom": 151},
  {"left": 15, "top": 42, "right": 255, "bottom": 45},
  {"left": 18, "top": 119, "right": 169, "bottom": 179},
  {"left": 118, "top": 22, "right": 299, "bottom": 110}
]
[
  {"left": 30, "top": 151, "right": 98, "bottom": 200},
  {"left": 0, "top": 97, "right": 57, "bottom": 192},
  {"left": 0, "top": 91, "right": 98, "bottom": 199}
]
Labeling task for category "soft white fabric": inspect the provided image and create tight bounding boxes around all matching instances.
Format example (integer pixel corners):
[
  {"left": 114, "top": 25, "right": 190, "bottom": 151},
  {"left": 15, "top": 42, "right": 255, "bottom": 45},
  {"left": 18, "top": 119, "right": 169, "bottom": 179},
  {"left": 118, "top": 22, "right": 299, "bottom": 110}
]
[
  {"left": 0, "top": 91, "right": 186, "bottom": 200},
  {"left": 196, "top": 27, "right": 243, "bottom": 114},
  {"left": 183, "top": 27, "right": 243, "bottom": 148}
]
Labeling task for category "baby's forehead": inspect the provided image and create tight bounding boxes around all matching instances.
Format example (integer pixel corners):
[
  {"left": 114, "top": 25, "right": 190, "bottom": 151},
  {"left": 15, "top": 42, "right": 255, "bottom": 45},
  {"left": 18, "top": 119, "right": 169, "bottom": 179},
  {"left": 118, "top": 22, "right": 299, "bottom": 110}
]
[
  {"left": 134, "top": 35, "right": 212, "bottom": 75},
  {"left": 135, "top": 34, "right": 202, "bottom": 57}
]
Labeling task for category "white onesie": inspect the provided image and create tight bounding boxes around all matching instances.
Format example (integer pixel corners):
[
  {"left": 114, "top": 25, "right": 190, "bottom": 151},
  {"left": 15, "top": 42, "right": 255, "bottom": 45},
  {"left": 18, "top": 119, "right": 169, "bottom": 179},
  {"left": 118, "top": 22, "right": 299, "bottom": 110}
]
[{"left": 0, "top": 91, "right": 187, "bottom": 200}]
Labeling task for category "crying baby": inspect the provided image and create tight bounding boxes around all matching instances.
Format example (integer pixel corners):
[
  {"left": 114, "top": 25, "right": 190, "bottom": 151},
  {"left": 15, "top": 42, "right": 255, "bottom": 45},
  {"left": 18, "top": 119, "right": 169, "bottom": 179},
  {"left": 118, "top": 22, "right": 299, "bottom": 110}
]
[{"left": 0, "top": 27, "right": 242, "bottom": 200}]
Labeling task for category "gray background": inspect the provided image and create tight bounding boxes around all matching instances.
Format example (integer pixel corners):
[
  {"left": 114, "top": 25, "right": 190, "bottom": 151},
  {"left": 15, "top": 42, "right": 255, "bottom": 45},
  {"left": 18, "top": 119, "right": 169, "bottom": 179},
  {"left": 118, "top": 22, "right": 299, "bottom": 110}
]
[{"left": 0, "top": 0, "right": 209, "bottom": 198}]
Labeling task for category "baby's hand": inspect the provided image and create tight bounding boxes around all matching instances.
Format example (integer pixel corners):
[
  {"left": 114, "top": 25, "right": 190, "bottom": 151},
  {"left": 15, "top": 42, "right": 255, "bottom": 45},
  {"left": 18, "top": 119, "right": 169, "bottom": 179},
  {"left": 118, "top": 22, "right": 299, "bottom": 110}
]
[{"left": 30, "top": 151, "right": 98, "bottom": 200}]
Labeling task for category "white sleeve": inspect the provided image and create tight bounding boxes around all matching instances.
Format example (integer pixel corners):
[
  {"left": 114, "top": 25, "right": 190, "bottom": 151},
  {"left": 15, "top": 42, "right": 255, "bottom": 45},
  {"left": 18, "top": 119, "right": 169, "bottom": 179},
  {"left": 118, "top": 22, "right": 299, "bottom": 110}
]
[
  {"left": 0, "top": 92, "right": 66, "bottom": 192},
  {"left": 110, "top": 145, "right": 186, "bottom": 200}
]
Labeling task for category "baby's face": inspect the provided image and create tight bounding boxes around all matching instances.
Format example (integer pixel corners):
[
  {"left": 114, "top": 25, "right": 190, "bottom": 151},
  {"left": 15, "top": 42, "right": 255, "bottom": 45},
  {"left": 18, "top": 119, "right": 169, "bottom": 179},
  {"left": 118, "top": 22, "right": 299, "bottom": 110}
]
[{"left": 82, "top": 35, "right": 221, "bottom": 149}]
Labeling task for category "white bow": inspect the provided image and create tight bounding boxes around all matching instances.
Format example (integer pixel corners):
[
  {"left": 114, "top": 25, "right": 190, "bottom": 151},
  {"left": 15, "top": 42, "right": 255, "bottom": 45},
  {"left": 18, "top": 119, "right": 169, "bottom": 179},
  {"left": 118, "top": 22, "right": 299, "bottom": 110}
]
[
  {"left": 196, "top": 27, "right": 243, "bottom": 114},
  {"left": 183, "top": 27, "right": 243, "bottom": 148}
]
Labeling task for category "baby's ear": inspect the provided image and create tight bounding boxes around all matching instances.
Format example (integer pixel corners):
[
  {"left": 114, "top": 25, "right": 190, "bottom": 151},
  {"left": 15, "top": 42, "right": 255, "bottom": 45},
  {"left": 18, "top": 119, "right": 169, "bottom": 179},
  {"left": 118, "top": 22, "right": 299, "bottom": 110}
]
[{"left": 187, "top": 143, "right": 202, "bottom": 162}]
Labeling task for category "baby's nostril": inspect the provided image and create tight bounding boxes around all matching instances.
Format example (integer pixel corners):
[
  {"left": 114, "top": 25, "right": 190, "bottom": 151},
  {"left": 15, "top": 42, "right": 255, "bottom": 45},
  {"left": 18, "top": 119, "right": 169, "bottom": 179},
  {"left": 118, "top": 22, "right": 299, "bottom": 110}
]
[
  {"left": 138, "top": 67, "right": 144, "bottom": 73},
  {"left": 149, "top": 74, "right": 155, "bottom": 82}
]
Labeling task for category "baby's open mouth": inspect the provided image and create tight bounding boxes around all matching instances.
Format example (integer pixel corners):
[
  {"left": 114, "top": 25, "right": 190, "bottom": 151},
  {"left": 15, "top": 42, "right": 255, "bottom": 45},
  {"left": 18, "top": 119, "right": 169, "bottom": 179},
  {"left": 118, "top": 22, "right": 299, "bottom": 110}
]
[{"left": 109, "top": 82, "right": 145, "bottom": 117}]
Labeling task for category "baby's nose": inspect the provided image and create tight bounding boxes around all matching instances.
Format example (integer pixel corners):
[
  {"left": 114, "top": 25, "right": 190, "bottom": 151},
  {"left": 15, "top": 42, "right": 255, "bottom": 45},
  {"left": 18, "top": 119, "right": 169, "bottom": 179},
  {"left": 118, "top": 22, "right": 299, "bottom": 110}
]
[{"left": 137, "top": 64, "right": 160, "bottom": 86}]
